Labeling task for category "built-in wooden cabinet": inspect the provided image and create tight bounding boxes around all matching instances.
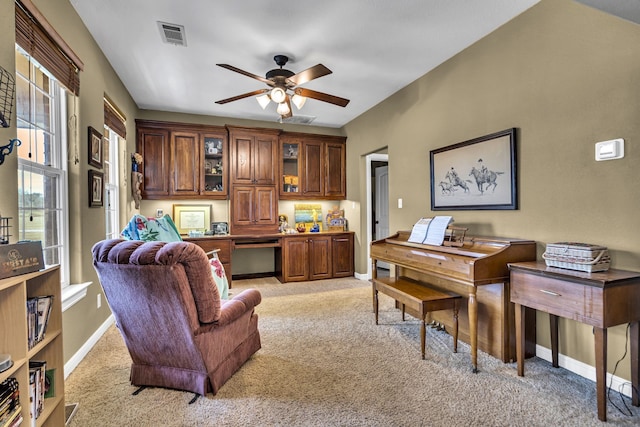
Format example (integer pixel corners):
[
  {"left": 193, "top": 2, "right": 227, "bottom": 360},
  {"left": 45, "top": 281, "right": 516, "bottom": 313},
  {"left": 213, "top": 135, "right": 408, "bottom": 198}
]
[
  {"left": 277, "top": 232, "right": 353, "bottom": 282},
  {"left": 331, "top": 233, "right": 355, "bottom": 277},
  {"left": 279, "top": 132, "right": 346, "bottom": 200},
  {"left": 228, "top": 126, "right": 279, "bottom": 186},
  {"left": 230, "top": 186, "right": 278, "bottom": 234},
  {"left": 136, "top": 120, "right": 228, "bottom": 199},
  {"left": 0, "top": 266, "right": 64, "bottom": 426},
  {"left": 228, "top": 126, "right": 280, "bottom": 234}
]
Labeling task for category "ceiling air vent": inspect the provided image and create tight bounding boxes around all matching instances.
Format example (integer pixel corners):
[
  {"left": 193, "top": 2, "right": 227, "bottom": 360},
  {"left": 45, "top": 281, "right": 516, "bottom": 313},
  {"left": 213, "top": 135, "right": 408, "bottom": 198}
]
[
  {"left": 158, "top": 22, "right": 187, "bottom": 46},
  {"left": 280, "top": 115, "right": 316, "bottom": 125}
]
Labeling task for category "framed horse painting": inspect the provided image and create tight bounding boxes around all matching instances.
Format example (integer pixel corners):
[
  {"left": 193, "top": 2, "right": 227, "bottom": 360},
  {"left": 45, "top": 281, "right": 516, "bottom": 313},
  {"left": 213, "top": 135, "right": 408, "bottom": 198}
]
[{"left": 430, "top": 128, "right": 517, "bottom": 210}]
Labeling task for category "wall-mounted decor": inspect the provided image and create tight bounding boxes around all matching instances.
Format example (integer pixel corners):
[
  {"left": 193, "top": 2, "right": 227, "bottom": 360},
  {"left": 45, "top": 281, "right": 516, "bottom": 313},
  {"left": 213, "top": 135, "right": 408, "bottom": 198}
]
[
  {"left": 89, "top": 170, "right": 104, "bottom": 207},
  {"left": 0, "top": 66, "right": 16, "bottom": 128},
  {"left": 430, "top": 128, "right": 517, "bottom": 210},
  {"left": 172, "top": 204, "right": 212, "bottom": 235},
  {"left": 88, "top": 126, "right": 103, "bottom": 169}
]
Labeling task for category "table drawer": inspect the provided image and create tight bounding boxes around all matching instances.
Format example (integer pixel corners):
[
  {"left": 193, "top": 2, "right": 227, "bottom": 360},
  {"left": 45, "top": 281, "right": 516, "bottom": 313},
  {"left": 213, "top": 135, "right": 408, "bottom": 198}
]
[{"left": 511, "top": 270, "right": 604, "bottom": 326}]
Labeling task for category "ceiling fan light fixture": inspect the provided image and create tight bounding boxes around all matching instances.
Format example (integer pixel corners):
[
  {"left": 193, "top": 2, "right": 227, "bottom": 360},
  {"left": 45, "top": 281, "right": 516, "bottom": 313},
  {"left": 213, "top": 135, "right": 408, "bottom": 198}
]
[
  {"left": 270, "top": 87, "right": 286, "bottom": 104},
  {"left": 256, "top": 94, "right": 270, "bottom": 109},
  {"left": 276, "top": 101, "right": 290, "bottom": 116},
  {"left": 292, "top": 94, "right": 307, "bottom": 110}
]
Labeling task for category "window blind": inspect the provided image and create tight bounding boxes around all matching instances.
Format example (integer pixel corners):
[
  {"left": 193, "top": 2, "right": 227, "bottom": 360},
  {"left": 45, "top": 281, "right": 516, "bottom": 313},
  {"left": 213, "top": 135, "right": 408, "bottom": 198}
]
[
  {"left": 15, "top": 0, "right": 82, "bottom": 95},
  {"left": 104, "top": 98, "right": 126, "bottom": 138}
]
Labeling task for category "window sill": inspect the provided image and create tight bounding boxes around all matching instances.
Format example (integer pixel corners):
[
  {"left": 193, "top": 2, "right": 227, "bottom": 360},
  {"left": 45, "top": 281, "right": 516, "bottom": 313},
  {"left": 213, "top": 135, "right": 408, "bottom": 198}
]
[{"left": 62, "top": 281, "right": 92, "bottom": 312}]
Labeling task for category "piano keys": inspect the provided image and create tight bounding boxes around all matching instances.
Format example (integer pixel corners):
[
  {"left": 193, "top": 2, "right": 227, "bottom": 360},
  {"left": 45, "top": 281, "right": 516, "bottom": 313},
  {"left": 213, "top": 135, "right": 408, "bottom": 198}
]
[{"left": 371, "top": 230, "right": 537, "bottom": 372}]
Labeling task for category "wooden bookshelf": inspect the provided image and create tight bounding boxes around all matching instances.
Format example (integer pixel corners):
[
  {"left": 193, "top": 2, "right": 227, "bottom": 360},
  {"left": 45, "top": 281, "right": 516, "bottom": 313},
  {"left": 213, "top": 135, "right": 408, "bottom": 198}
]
[{"left": 0, "top": 266, "right": 64, "bottom": 426}]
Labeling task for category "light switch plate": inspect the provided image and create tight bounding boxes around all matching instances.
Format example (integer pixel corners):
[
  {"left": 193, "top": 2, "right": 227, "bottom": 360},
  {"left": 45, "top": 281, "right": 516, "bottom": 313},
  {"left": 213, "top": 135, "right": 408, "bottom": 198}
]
[{"left": 595, "top": 138, "right": 624, "bottom": 161}]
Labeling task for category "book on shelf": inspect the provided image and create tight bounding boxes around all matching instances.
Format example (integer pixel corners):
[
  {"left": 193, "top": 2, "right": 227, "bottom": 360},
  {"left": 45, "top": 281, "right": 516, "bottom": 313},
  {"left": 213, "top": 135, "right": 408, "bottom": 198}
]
[
  {"left": 0, "top": 378, "right": 21, "bottom": 427},
  {"left": 26, "top": 296, "right": 53, "bottom": 350},
  {"left": 43, "top": 369, "right": 54, "bottom": 399},
  {"left": 28, "top": 361, "right": 45, "bottom": 423}
]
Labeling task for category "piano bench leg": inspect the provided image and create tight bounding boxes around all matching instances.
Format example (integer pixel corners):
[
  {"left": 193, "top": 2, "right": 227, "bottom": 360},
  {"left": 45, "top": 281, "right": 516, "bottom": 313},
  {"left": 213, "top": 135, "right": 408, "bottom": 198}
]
[
  {"left": 421, "top": 317, "right": 426, "bottom": 360},
  {"left": 453, "top": 302, "right": 459, "bottom": 354},
  {"left": 402, "top": 304, "right": 406, "bottom": 321},
  {"left": 374, "top": 289, "right": 379, "bottom": 325}
]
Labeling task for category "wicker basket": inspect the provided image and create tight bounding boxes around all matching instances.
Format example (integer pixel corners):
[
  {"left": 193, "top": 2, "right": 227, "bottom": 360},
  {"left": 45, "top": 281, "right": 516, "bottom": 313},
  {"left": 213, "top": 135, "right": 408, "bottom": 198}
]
[{"left": 542, "top": 242, "right": 610, "bottom": 272}]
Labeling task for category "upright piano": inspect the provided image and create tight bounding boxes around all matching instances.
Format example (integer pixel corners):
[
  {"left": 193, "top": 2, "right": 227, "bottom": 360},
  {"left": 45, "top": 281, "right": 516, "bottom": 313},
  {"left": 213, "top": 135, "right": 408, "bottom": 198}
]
[{"left": 371, "top": 231, "right": 537, "bottom": 372}]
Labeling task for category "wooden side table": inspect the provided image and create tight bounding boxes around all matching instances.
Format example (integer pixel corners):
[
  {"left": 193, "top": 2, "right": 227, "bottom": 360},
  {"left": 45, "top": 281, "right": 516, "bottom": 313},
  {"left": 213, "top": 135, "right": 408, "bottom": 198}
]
[{"left": 509, "top": 261, "right": 640, "bottom": 422}]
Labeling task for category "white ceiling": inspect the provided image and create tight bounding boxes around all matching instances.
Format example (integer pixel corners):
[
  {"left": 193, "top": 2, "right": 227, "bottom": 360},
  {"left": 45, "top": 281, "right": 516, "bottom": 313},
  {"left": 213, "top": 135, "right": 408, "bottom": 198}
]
[{"left": 70, "top": 0, "right": 544, "bottom": 128}]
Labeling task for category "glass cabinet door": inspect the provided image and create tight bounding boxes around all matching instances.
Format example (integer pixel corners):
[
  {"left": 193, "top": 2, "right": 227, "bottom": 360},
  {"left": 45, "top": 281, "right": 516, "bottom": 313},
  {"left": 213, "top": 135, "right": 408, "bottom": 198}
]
[
  {"left": 281, "top": 140, "right": 301, "bottom": 196},
  {"left": 202, "top": 135, "right": 227, "bottom": 197}
]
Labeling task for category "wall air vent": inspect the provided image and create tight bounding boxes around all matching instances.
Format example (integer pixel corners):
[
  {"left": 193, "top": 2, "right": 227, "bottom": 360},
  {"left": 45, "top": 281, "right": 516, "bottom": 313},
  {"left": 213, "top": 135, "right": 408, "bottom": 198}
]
[
  {"left": 280, "top": 115, "right": 316, "bottom": 125},
  {"left": 157, "top": 22, "right": 187, "bottom": 46}
]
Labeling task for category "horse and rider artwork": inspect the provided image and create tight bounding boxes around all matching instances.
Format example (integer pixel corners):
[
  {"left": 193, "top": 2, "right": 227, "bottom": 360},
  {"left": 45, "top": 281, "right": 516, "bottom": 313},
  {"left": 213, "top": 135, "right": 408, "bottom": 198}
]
[
  {"left": 440, "top": 159, "right": 503, "bottom": 196},
  {"left": 430, "top": 128, "right": 517, "bottom": 210}
]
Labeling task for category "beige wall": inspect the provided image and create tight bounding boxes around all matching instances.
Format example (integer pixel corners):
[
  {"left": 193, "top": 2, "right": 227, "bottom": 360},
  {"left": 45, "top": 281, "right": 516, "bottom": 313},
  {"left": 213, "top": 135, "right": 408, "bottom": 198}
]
[
  {"left": 345, "top": 0, "right": 640, "bottom": 378},
  {"left": 1, "top": 0, "right": 141, "bottom": 363},
  {"left": 2, "top": 0, "right": 639, "bottom": 384}
]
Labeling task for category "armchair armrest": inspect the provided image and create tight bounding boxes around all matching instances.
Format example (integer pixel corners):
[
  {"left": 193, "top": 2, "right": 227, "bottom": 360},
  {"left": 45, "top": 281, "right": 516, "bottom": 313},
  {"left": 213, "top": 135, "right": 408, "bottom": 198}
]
[{"left": 214, "top": 289, "right": 262, "bottom": 326}]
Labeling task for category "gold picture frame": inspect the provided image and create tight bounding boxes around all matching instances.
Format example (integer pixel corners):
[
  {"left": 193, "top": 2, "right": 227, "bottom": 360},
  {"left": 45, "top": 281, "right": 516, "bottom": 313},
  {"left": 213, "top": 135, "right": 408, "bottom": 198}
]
[{"left": 172, "top": 204, "right": 211, "bottom": 235}]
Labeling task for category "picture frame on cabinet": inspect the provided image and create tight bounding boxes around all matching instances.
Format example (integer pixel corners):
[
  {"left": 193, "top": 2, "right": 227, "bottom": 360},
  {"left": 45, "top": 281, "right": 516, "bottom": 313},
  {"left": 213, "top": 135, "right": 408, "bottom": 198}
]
[
  {"left": 88, "top": 126, "right": 103, "bottom": 169},
  {"left": 430, "top": 128, "right": 517, "bottom": 210},
  {"left": 173, "top": 204, "right": 212, "bottom": 235},
  {"left": 89, "top": 170, "right": 104, "bottom": 207}
]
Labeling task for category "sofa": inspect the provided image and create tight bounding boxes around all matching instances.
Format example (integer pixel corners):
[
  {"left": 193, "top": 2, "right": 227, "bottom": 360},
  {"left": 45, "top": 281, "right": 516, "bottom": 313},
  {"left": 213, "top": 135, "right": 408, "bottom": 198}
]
[{"left": 92, "top": 239, "right": 261, "bottom": 396}]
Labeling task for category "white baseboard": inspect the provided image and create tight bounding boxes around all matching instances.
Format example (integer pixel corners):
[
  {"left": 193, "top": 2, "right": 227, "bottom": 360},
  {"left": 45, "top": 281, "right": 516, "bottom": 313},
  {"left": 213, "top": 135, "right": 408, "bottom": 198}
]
[
  {"left": 64, "top": 315, "right": 115, "bottom": 379},
  {"left": 354, "top": 272, "right": 369, "bottom": 281},
  {"left": 536, "top": 344, "right": 633, "bottom": 398}
]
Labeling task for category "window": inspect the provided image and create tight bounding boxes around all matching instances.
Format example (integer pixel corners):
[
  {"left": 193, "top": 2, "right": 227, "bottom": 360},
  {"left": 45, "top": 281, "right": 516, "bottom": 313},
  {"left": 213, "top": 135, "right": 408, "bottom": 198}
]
[
  {"left": 15, "top": 47, "right": 70, "bottom": 286},
  {"left": 103, "top": 127, "right": 120, "bottom": 239}
]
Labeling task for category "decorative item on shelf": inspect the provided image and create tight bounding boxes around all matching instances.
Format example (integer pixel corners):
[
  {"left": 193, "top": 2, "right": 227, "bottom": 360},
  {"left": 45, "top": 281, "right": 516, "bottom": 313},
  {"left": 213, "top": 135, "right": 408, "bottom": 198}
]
[
  {"left": 278, "top": 214, "right": 289, "bottom": 233},
  {"left": 296, "top": 223, "right": 306, "bottom": 233},
  {"left": 0, "top": 65, "right": 16, "bottom": 128},
  {"left": 326, "top": 206, "right": 346, "bottom": 232},
  {"left": 0, "top": 240, "right": 44, "bottom": 279},
  {"left": 294, "top": 203, "right": 323, "bottom": 232},
  {"left": 131, "top": 152, "right": 143, "bottom": 209}
]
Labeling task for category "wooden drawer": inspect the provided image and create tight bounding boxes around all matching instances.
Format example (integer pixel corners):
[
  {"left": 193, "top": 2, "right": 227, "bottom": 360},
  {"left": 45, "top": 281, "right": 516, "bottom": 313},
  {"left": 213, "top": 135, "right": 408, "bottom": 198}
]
[
  {"left": 185, "top": 238, "right": 231, "bottom": 263},
  {"left": 511, "top": 269, "right": 604, "bottom": 327}
]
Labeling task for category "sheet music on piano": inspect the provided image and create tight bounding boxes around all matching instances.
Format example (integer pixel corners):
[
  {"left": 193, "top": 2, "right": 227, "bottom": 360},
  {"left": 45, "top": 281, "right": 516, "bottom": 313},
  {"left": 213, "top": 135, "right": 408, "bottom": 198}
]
[{"left": 407, "top": 216, "right": 453, "bottom": 246}]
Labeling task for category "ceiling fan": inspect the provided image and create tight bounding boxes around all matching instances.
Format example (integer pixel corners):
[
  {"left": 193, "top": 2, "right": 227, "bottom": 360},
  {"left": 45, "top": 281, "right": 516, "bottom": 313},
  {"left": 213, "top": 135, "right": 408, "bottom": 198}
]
[{"left": 215, "top": 55, "right": 350, "bottom": 120}]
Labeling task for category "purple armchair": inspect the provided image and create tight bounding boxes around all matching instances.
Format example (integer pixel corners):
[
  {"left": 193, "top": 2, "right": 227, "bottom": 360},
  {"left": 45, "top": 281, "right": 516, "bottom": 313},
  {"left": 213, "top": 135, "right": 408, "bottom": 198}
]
[{"left": 92, "top": 239, "right": 261, "bottom": 397}]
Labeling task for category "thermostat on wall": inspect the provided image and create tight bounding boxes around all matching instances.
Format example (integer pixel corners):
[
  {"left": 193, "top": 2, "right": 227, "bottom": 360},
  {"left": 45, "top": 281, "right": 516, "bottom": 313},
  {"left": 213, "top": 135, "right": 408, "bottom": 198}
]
[{"left": 595, "top": 138, "right": 624, "bottom": 161}]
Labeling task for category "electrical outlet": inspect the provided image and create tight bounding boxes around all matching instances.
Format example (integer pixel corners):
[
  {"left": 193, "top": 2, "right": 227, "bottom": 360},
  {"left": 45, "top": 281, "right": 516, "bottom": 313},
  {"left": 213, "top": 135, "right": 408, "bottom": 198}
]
[
  {"left": 156, "top": 209, "right": 163, "bottom": 218},
  {"left": 97, "top": 293, "right": 101, "bottom": 309}
]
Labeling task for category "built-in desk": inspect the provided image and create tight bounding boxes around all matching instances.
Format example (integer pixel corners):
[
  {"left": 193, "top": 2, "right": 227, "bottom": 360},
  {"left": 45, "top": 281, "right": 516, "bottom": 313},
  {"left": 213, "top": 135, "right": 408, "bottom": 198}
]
[
  {"left": 509, "top": 261, "right": 640, "bottom": 422},
  {"left": 185, "top": 231, "right": 354, "bottom": 285}
]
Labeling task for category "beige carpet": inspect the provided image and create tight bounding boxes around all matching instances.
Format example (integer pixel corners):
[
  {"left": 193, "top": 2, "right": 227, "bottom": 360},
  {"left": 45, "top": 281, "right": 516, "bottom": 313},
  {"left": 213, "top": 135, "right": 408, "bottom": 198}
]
[{"left": 64, "top": 277, "right": 640, "bottom": 426}]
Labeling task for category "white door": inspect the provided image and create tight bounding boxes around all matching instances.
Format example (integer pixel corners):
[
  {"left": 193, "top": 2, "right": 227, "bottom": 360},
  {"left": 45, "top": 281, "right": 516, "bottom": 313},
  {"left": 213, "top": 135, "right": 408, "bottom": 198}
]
[{"left": 375, "top": 165, "right": 390, "bottom": 269}]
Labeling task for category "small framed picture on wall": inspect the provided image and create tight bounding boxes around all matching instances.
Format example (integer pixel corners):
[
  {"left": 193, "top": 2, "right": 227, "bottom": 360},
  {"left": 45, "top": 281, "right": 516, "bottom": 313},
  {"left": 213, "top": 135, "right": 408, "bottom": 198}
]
[
  {"left": 88, "top": 126, "right": 103, "bottom": 169},
  {"left": 89, "top": 170, "right": 104, "bottom": 207}
]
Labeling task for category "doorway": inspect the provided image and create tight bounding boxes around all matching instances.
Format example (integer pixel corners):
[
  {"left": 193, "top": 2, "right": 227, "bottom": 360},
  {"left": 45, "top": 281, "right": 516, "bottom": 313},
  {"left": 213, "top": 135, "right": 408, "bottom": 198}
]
[{"left": 365, "top": 153, "right": 389, "bottom": 279}]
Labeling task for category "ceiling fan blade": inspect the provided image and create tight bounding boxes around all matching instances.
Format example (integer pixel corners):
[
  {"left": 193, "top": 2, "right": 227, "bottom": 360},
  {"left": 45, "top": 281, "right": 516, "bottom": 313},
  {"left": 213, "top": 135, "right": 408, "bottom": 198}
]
[
  {"left": 287, "top": 64, "right": 332, "bottom": 86},
  {"left": 216, "top": 64, "right": 274, "bottom": 86},
  {"left": 282, "top": 96, "right": 293, "bottom": 119},
  {"left": 215, "top": 89, "right": 268, "bottom": 104},
  {"left": 294, "top": 88, "right": 350, "bottom": 107}
]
